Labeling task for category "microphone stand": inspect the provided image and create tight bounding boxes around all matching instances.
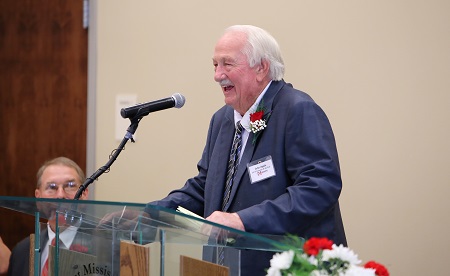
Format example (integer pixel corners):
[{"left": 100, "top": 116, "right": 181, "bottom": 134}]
[{"left": 74, "top": 116, "right": 142, "bottom": 200}]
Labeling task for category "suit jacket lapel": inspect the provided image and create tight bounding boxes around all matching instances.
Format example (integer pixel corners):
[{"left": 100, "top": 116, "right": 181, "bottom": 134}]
[
  {"left": 224, "top": 80, "right": 285, "bottom": 210},
  {"left": 40, "top": 227, "right": 49, "bottom": 251},
  {"left": 209, "top": 109, "right": 236, "bottom": 212}
]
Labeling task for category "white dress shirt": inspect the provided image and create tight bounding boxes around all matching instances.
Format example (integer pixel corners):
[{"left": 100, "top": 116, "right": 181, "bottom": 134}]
[
  {"left": 40, "top": 224, "right": 78, "bottom": 274},
  {"left": 233, "top": 81, "right": 272, "bottom": 160}
]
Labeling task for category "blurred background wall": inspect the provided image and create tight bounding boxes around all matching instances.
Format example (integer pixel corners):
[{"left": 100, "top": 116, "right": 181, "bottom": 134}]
[{"left": 90, "top": 1, "right": 450, "bottom": 275}]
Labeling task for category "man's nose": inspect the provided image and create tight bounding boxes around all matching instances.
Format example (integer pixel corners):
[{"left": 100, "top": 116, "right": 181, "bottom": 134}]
[
  {"left": 54, "top": 187, "right": 66, "bottom": 199},
  {"left": 214, "top": 66, "right": 225, "bottom": 82}
]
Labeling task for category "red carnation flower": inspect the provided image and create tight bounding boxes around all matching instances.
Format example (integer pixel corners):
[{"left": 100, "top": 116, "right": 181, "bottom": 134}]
[
  {"left": 364, "top": 261, "right": 389, "bottom": 276},
  {"left": 303, "top": 237, "right": 333, "bottom": 256},
  {"left": 250, "top": 110, "right": 264, "bottom": 122}
]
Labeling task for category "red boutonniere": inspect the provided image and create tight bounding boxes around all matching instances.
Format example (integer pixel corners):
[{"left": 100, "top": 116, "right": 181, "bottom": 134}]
[
  {"left": 70, "top": 244, "right": 89, "bottom": 253},
  {"left": 250, "top": 110, "right": 264, "bottom": 122},
  {"left": 249, "top": 110, "right": 266, "bottom": 133},
  {"left": 249, "top": 100, "right": 270, "bottom": 144}
]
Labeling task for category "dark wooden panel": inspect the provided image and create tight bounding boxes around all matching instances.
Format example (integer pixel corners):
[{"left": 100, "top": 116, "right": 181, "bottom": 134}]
[{"left": 0, "top": 0, "right": 87, "bottom": 258}]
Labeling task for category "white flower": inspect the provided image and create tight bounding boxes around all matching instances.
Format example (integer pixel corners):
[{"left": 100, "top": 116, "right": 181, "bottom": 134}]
[
  {"left": 266, "top": 250, "right": 295, "bottom": 276},
  {"left": 266, "top": 267, "right": 281, "bottom": 276},
  {"left": 303, "top": 253, "right": 318, "bottom": 266},
  {"left": 250, "top": 119, "right": 267, "bottom": 133},
  {"left": 322, "top": 244, "right": 361, "bottom": 265},
  {"left": 343, "top": 265, "right": 376, "bottom": 276}
]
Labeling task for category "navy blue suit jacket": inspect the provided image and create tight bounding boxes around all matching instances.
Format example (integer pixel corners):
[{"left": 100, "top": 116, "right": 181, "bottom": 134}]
[{"left": 147, "top": 80, "right": 346, "bottom": 275}]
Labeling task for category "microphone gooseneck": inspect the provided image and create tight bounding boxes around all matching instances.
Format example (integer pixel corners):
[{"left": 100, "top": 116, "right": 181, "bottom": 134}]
[{"left": 74, "top": 93, "right": 186, "bottom": 200}]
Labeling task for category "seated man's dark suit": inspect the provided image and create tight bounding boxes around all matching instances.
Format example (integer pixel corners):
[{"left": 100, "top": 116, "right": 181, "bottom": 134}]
[
  {"left": 8, "top": 225, "right": 95, "bottom": 276},
  {"left": 8, "top": 228, "right": 48, "bottom": 276}
]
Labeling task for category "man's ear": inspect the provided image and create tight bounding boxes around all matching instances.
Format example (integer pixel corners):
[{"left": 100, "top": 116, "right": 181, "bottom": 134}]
[
  {"left": 81, "top": 188, "right": 89, "bottom": 199},
  {"left": 256, "top": 60, "right": 270, "bottom": 81}
]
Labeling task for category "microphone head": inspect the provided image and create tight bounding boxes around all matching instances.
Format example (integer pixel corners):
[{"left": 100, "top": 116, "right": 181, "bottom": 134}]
[{"left": 172, "top": 93, "right": 186, "bottom": 108}]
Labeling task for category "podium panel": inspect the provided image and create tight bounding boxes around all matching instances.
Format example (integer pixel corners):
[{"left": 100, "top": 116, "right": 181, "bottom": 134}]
[
  {"left": 48, "top": 245, "right": 96, "bottom": 276},
  {"left": 119, "top": 240, "right": 151, "bottom": 276},
  {"left": 180, "top": 255, "right": 229, "bottom": 276},
  {"left": 0, "top": 196, "right": 294, "bottom": 276}
]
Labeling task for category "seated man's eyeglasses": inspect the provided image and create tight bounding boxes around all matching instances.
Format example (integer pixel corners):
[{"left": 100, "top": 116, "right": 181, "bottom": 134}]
[{"left": 44, "top": 181, "right": 80, "bottom": 195}]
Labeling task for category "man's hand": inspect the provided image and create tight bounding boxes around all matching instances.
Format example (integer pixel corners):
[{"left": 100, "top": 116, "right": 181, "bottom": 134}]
[
  {"left": 0, "top": 236, "right": 11, "bottom": 274},
  {"left": 97, "top": 208, "right": 149, "bottom": 229},
  {"left": 205, "top": 211, "right": 245, "bottom": 231}
]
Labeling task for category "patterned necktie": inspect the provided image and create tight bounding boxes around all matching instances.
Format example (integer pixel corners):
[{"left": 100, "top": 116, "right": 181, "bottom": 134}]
[
  {"left": 218, "top": 121, "right": 243, "bottom": 266},
  {"left": 222, "top": 121, "right": 243, "bottom": 211},
  {"left": 42, "top": 238, "right": 56, "bottom": 276}
]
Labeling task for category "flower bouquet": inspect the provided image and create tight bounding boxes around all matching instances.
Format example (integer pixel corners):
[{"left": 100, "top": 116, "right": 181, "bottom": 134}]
[{"left": 267, "top": 236, "right": 389, "bottom": 276}]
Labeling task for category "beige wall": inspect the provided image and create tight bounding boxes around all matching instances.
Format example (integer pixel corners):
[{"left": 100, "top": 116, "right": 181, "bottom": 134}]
[{"left": 90, "top": 1, "right": 450, "bottom": 274}]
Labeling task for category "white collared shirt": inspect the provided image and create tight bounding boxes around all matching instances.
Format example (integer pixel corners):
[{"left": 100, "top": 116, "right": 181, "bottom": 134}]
[
  {"left": 233, "top": 81, "right": 272, "bottom": 160},
  {"left": 40, "top": 224, "right": 78, "bottom": 273}
]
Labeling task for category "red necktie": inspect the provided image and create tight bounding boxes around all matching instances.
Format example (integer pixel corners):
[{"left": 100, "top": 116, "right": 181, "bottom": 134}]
[{"left": 42, "top": 238, "right": 56, "bottom": 276}]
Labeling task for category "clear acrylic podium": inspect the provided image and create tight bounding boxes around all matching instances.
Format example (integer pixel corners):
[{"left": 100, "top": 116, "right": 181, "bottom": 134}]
[{"left": 0, "top": 196, "right": 290, "bottom": 276}]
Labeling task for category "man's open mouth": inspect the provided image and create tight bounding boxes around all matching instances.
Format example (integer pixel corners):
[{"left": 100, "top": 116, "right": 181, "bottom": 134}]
[{"left": 223, "top": 85, "right": 234, "bottom": 91}]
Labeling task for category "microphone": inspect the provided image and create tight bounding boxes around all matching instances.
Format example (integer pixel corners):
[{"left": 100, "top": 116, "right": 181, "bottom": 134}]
[{"left": 120, "top": 93, "right": 186, "bottom": 119}]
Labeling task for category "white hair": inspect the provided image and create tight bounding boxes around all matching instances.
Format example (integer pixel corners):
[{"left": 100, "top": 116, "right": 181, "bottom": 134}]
[{"left": 224, "top": 25, "right": 285, "bottom": 81}]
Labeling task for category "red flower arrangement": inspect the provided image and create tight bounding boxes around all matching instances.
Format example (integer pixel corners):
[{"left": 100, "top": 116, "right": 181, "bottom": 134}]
[
  {"left": 364, "top": 261, "right": 390, "bottom": 276},
  {"left": 303, "top": 237, "right": 333, "bottom": 256},
  {"left": 267, "top": 236, "right": 390, "bottom": 276}
]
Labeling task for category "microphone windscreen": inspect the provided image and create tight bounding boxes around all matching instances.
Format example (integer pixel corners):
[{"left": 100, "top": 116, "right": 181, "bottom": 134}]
[{"left": 172, "top": 93, "right": 186, "bottom": 108}]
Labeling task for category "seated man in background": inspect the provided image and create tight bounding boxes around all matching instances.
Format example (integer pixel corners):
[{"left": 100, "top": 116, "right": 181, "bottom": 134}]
[{"left": 8, "top": 157, "right": 89, "bottom": 276}]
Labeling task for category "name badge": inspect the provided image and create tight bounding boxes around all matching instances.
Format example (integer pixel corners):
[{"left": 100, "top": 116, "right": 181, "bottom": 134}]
[{"left": 247, "top": 155, "right": 276, "bottom": 184}]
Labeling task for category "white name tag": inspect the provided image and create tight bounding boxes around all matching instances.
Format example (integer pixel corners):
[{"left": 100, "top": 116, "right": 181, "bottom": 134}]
[{"left": 247, "top": 156, "right": 276, "bottom": 184}]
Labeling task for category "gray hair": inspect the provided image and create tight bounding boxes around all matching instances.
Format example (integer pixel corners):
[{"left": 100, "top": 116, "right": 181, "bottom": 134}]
[
  {"left": 224, "top": 25, "right": 285, "bottom": 81},
  {"left": 36, "top": 157, "right": 85, "bottom": 188}
]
